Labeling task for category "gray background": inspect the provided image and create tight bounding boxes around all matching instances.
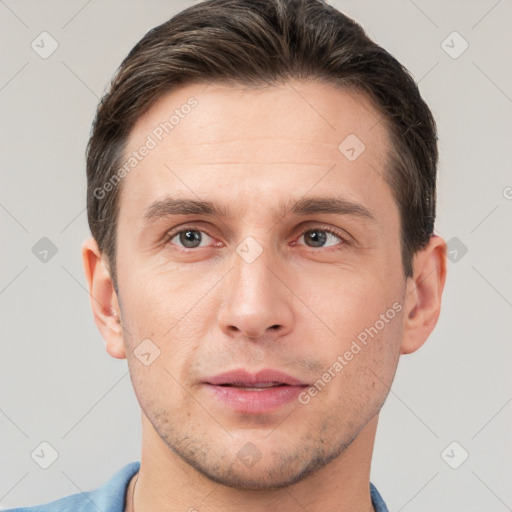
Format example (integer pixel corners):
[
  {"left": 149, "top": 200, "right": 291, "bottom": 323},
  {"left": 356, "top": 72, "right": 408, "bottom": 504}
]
[{"left": 1, "top": 0, "right": 511, "bottom": 510}]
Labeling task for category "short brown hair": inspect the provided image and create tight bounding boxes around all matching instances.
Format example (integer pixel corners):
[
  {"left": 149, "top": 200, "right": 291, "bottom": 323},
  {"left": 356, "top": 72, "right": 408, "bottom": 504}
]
[{"left": 86, "top": 0, "right": 437, "bottom": 291}]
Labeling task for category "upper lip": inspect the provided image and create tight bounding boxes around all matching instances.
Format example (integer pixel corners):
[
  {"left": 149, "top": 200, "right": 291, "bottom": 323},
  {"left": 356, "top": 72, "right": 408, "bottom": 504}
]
[{"left": 204, "top": 369, "right": 308, "bottom": 387}]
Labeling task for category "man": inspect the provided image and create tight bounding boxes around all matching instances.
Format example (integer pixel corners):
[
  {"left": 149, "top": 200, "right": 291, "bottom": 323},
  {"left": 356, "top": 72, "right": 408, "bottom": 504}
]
[{"left": 7, "top": 0, "right": 446, "bottom": 510}]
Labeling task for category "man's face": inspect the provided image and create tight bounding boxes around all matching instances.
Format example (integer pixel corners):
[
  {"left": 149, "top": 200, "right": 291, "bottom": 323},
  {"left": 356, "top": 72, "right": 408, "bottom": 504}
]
[{"left": 115, "top": 81, "right": 407, "bottom": 489}]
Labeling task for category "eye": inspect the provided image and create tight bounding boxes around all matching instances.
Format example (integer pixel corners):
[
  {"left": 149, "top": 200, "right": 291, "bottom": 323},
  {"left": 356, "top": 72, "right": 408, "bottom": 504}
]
[
  {"left": 296, "top": 227, "right": 348, "bottom": 249},
  {"left": 166, "top": 228, "right": 214, "bottom": 249},
  {"left": 163, "top": 225, "right": 349, "bottom": 252}
]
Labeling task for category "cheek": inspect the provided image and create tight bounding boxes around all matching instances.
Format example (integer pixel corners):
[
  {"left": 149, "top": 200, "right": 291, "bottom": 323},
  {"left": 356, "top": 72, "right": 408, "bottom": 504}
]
[
  {"left": 297, "top": 265, "right": 403, "bottom": 338},
  {"left": 323, "top": 309, "right": 404, "bottom": 420},
  {"left": 119, "top": 268, "right": 213, "bottom": 389},
  {"left": 120, "top": 260, "right": 204, "bottom": 334},
  {"left": 313, "top": 279, "right": 405, "bottom": 380},
  {"left": 127, "top": 356, "right": 194, "bottom": 424}
]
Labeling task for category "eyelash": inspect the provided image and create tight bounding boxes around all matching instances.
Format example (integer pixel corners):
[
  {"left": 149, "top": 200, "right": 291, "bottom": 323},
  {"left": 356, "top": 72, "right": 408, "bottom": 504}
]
[{"left": 163, "top": 225, "right": 350, "bottom": 251}]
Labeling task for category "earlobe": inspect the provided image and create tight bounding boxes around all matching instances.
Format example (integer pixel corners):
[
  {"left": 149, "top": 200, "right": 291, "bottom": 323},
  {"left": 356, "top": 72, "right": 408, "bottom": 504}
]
[
  {"left": 81, "top": 237, "right": 126, "bottom": 360},
  {"left": 400, "top": 235, "right": 447, "bottom": 355}
]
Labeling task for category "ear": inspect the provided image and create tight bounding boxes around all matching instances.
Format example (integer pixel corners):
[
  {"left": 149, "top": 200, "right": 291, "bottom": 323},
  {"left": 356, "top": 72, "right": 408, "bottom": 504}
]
[
  {"left": 81, "top": 237, "right": 126, "bottom": 359},
  {"left": 400, "top": 234, "right": 447, "bottom": 355}
]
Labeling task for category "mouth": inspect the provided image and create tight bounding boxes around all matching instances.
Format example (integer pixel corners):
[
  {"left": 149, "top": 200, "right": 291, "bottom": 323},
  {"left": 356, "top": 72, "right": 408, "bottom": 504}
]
[
  {"left": 204, "top": 368, "right": 308, "bottom": 387},
  {"left": 203, "top": 369, "right": 309, "bottom": 414},
  {"left": 216, "top": 382, "right": 290, "bottom": 391}
]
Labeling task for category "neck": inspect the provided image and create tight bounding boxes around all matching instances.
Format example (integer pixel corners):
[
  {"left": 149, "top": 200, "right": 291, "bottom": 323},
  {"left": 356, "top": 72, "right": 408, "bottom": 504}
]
[{"left": 128, "top": 415, "right": 379, "bottom": 512}]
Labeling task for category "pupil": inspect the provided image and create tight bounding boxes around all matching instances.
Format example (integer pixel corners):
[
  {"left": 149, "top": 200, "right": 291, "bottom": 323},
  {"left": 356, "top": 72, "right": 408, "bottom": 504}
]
[
  {"left": 181, "top": 230, "right": 201, "bottom": 248},
  {"left": 307, "top": 230, "right": 326, "bottom": 247}
]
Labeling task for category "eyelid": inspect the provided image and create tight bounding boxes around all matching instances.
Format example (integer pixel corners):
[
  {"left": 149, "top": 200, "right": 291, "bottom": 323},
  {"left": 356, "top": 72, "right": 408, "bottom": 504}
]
[
  {"left": 292, "top": 223, "right": 352, "bottom": 249},
  {"left": 164, "top": 224, "right": 217, "bottom": 249},
  {"left": 163, "top": 222, "right": 352, "bottom": 249}
]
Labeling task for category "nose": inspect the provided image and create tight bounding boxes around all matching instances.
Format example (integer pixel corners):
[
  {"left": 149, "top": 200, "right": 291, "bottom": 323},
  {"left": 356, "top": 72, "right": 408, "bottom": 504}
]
[{"left": 216, "top": 246, "right": 294, "bottom": 341}]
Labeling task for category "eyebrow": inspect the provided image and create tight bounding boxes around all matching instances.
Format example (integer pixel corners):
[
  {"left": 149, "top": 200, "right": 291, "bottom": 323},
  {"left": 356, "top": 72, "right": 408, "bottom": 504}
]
[
  {"left": 142, "top": 195, "right": 376, "bottom": 226},
  {"left": 290, "top": 197, "right": 375, "bottom": 221}
]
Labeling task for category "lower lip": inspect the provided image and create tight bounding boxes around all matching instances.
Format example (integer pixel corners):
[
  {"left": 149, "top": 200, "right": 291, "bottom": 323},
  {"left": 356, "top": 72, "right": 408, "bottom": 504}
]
[{"left": 204, "top": 384, "right": 306, "bottom": 414}]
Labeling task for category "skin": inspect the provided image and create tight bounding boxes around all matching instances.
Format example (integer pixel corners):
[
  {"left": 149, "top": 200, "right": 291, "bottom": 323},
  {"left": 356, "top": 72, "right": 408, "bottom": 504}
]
[{"left": 82, "top": 80, "right": 447, "bottom": 512}]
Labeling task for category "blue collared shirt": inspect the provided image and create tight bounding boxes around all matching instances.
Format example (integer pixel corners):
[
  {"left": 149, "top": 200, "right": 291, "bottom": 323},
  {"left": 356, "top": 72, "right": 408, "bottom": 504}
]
[{"left": 5, "top": 461, "right": 389, "bottom": 511}]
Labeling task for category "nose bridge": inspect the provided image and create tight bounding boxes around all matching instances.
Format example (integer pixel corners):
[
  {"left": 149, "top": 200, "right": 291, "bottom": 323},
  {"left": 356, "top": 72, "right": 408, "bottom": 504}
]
[{"left": 217, "top": 237, "right": 293, "bottom": 339}]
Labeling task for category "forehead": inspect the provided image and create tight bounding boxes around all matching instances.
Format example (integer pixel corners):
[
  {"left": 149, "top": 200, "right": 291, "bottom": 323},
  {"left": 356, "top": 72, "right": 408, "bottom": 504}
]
[
  {"left": 128, "top": 80, "right": 390, "bottom": 154},
  {"left": 118, "top": 80, "right": 395, "bottom": 224}
]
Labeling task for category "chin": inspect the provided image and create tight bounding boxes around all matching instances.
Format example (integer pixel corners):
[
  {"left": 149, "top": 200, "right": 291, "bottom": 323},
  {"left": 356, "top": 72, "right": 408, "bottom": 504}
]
[
  {"left": 172, "top": 439, "right": 347, "bottom": 491},
  {"left": 189, "top": 461, "right": 315, "bottom": 491}
]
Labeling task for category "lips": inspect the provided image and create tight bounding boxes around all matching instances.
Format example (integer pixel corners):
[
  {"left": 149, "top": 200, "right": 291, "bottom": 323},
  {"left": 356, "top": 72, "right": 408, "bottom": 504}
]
[
  {"left": 203, "top": 369, "right": 308, "bottom": 414},
  {"left": 205, "top": 369, "right": 307, "bottom": 387}
]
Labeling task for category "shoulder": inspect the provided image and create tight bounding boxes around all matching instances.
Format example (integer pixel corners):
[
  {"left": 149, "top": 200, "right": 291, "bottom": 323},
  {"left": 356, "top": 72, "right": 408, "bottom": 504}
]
[
  {"left": 370, "top": 481, "right": 389, "bottom": 512},
  {"left": 3, "top": 461, "right": 140, "bottom": 512}
]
